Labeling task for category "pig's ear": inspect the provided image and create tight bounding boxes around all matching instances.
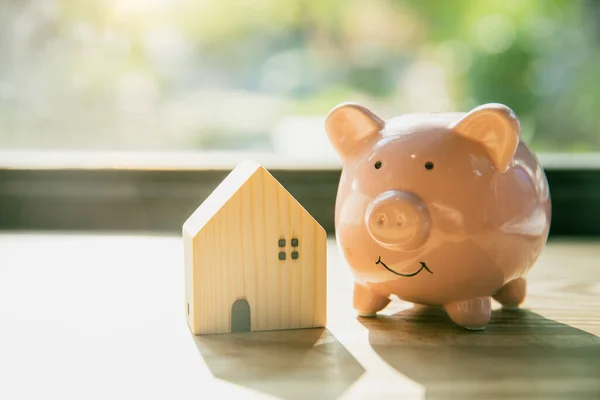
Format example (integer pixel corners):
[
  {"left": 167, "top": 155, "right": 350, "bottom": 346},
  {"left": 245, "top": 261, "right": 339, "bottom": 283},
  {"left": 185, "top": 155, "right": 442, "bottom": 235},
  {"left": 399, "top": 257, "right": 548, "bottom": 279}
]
[
  {"left": 325, "top": 103, "right": 384, "bottom": 162},
  {"left": 450, "top": 103, "right": 520, "bottom": 173}
]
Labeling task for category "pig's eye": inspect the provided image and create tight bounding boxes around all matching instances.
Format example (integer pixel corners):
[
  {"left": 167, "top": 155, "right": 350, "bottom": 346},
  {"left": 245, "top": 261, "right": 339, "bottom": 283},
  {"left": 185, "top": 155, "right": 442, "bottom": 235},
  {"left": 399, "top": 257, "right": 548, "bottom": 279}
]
[
  {"left": 425, "top": 161, "right": 434, "bottom": 170},
  {"left": 374, "top": 161, "right": 382, "bottom": 169}
]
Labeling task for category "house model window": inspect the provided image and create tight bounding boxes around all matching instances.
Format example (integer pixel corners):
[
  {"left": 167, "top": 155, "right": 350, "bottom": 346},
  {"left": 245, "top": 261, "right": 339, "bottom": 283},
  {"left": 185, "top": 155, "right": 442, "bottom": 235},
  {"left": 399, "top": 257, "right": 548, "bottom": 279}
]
[{"left": 277, "top": 237, "right": 300, "bottom": 261}]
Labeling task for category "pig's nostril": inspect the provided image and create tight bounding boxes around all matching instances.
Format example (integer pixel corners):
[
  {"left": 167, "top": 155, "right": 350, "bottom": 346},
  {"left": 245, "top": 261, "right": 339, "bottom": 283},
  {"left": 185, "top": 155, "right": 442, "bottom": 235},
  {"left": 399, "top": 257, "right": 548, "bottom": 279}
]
[
  {"left": 396, "top": 214, "right": 405, "bottom": 227},
  {"left": 377, "top": 213, "right": 387, "bottom": 226}
]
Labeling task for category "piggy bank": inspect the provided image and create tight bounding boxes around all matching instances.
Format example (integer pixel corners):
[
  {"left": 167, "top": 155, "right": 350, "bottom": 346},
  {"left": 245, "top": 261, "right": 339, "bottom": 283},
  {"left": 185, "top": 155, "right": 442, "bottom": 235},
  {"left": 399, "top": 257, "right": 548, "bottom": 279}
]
[{"left": 325, "top": 102, "right": 551, "bottom": 330}]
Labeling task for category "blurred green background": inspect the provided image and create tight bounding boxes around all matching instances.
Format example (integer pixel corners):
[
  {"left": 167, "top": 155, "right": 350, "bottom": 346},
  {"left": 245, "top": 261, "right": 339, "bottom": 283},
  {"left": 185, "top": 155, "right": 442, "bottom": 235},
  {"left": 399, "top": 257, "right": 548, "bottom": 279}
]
[{"left": 1, "top": 0, "right": 599, "bottom": 155}]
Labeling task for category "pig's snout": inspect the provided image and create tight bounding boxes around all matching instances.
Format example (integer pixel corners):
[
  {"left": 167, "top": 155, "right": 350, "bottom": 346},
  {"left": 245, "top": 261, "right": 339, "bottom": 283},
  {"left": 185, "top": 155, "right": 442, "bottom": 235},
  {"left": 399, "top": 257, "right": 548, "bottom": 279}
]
[{"left": 365, "top": 190, "right": 431, "bottom": 251}]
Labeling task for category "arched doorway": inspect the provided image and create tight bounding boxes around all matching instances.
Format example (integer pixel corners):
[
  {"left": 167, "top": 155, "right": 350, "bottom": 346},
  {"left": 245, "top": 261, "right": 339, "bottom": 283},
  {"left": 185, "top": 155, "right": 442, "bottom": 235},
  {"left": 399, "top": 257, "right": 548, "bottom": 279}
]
[{"left": 231, "top": 298, "right": 251, "bottom": 333}]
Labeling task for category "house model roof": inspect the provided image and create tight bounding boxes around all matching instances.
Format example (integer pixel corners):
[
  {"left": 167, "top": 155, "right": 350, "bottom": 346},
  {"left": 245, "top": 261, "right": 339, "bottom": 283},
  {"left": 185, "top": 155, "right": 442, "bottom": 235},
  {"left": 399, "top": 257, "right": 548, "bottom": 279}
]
[{"left": 182, "top": 160, "right": 320, "bottom": 238}]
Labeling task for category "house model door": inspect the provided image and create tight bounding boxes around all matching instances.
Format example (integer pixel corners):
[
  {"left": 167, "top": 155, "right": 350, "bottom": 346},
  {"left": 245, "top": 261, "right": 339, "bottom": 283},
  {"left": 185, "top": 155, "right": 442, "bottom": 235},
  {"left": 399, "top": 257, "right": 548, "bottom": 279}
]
[{"left": 231, "top": 298, "right": 251, "bottom": 333}]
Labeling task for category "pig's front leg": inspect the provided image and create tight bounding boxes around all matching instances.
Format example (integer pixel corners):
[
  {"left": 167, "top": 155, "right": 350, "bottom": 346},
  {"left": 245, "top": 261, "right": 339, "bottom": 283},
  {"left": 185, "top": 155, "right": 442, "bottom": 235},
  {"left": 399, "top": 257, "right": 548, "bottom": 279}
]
[
  {"left": 444, "top": 297, "right": 491, "bottom": 330},
  {"left": 493, "top": 278, "right": 526, "bottom": 310},
  {"left": 353, "top": 283, "right": 390, "bottom": 317}
]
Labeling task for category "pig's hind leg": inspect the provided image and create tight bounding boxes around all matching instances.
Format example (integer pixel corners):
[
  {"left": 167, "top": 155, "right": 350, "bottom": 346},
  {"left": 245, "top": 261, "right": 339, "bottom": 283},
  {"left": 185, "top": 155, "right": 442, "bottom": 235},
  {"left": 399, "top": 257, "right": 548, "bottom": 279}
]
[
  {"left": 444, "top": 297, "right": 492, "bottom": 330},
  {"left": 493, "top": 278, "right": 526, "bottom": 310},
  {"left": 353, "top": 283, "right": 390, "bottom": 317}
]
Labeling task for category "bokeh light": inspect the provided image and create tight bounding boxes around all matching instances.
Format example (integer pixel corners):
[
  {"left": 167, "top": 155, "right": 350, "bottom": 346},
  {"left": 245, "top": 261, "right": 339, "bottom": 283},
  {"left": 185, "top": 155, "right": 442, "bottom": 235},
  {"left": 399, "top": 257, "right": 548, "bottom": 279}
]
[{"left": 0, "top": 0, "right": 598, "bottom": 154}]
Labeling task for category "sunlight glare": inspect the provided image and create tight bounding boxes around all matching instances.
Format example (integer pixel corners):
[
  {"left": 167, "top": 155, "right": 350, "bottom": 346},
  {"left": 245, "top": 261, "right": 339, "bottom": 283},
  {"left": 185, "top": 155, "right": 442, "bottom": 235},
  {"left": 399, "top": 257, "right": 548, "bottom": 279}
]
[{"left": 112, "top": 0, "right": 177, "bottom": 16}]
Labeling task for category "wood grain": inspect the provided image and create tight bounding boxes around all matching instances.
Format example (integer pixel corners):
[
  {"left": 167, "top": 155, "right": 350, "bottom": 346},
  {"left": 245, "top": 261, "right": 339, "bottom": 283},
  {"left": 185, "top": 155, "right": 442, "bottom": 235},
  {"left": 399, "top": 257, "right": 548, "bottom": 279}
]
[
  {"left": 0, "top": 234, "right": 598, "bottom": 399},
  {"left": 183, "top": 161, "right": 327, "bottom": 334}
]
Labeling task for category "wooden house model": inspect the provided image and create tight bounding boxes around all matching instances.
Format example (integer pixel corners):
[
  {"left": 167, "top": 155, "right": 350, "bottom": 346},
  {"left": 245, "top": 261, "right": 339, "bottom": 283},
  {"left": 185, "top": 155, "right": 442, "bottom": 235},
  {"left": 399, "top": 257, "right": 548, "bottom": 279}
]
[{"left": 183, "top": 160, "right": 327, "bottom": 335}]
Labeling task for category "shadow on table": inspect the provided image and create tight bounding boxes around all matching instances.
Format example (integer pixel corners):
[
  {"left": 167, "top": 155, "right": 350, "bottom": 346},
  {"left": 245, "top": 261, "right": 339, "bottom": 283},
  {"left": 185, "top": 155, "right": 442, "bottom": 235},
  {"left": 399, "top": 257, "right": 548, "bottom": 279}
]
[
  {"left": 359, "top": 306, "right": 600, "bottom": 400},
  {"left": 193, "top": 327, "right": 364, "bottom": 400}
]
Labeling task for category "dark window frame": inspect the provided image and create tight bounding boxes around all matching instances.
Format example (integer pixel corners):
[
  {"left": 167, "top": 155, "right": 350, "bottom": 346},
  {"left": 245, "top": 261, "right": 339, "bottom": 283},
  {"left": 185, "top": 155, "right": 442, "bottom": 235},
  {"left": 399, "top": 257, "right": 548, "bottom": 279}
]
[{"left": 1, "top": 151, "right": 599, "bottom": 237}]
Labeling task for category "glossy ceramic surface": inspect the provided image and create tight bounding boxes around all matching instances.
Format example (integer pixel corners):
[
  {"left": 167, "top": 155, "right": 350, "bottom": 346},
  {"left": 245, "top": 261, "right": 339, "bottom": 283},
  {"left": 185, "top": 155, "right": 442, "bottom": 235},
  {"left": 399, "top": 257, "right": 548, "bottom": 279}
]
[{"left": 325, "top": 102, "right": 551, "bottom": 330}]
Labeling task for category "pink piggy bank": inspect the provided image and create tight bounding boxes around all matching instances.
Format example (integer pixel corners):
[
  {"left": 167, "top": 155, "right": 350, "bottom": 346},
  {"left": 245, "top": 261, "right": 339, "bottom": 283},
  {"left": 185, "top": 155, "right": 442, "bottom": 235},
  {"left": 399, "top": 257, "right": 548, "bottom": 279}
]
[{"left": 325, "top": 102, "right": 551, "bottom": 330}]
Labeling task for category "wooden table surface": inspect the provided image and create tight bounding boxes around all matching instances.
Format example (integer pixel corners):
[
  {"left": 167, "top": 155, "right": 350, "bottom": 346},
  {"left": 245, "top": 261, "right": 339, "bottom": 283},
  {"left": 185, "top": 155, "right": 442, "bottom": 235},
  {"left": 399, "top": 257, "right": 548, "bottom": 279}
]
[{"left": 0, "top": 233, "right": 598, "bottom": 399}]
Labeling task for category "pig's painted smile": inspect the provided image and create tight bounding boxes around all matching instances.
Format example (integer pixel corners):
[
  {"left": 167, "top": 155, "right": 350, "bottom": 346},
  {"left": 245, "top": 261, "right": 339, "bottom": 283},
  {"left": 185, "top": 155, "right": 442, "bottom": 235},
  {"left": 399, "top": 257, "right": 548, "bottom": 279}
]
[{"left": 376, "top": 256, "right": 433, "bottom": 277}]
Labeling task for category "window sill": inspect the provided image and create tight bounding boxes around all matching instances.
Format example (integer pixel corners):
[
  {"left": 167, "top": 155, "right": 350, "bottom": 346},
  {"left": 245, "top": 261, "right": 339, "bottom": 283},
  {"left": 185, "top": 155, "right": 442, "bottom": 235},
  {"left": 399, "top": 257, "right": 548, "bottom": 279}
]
[{"left": 1, "top": 150, "right": 599, "bottom": 236}]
